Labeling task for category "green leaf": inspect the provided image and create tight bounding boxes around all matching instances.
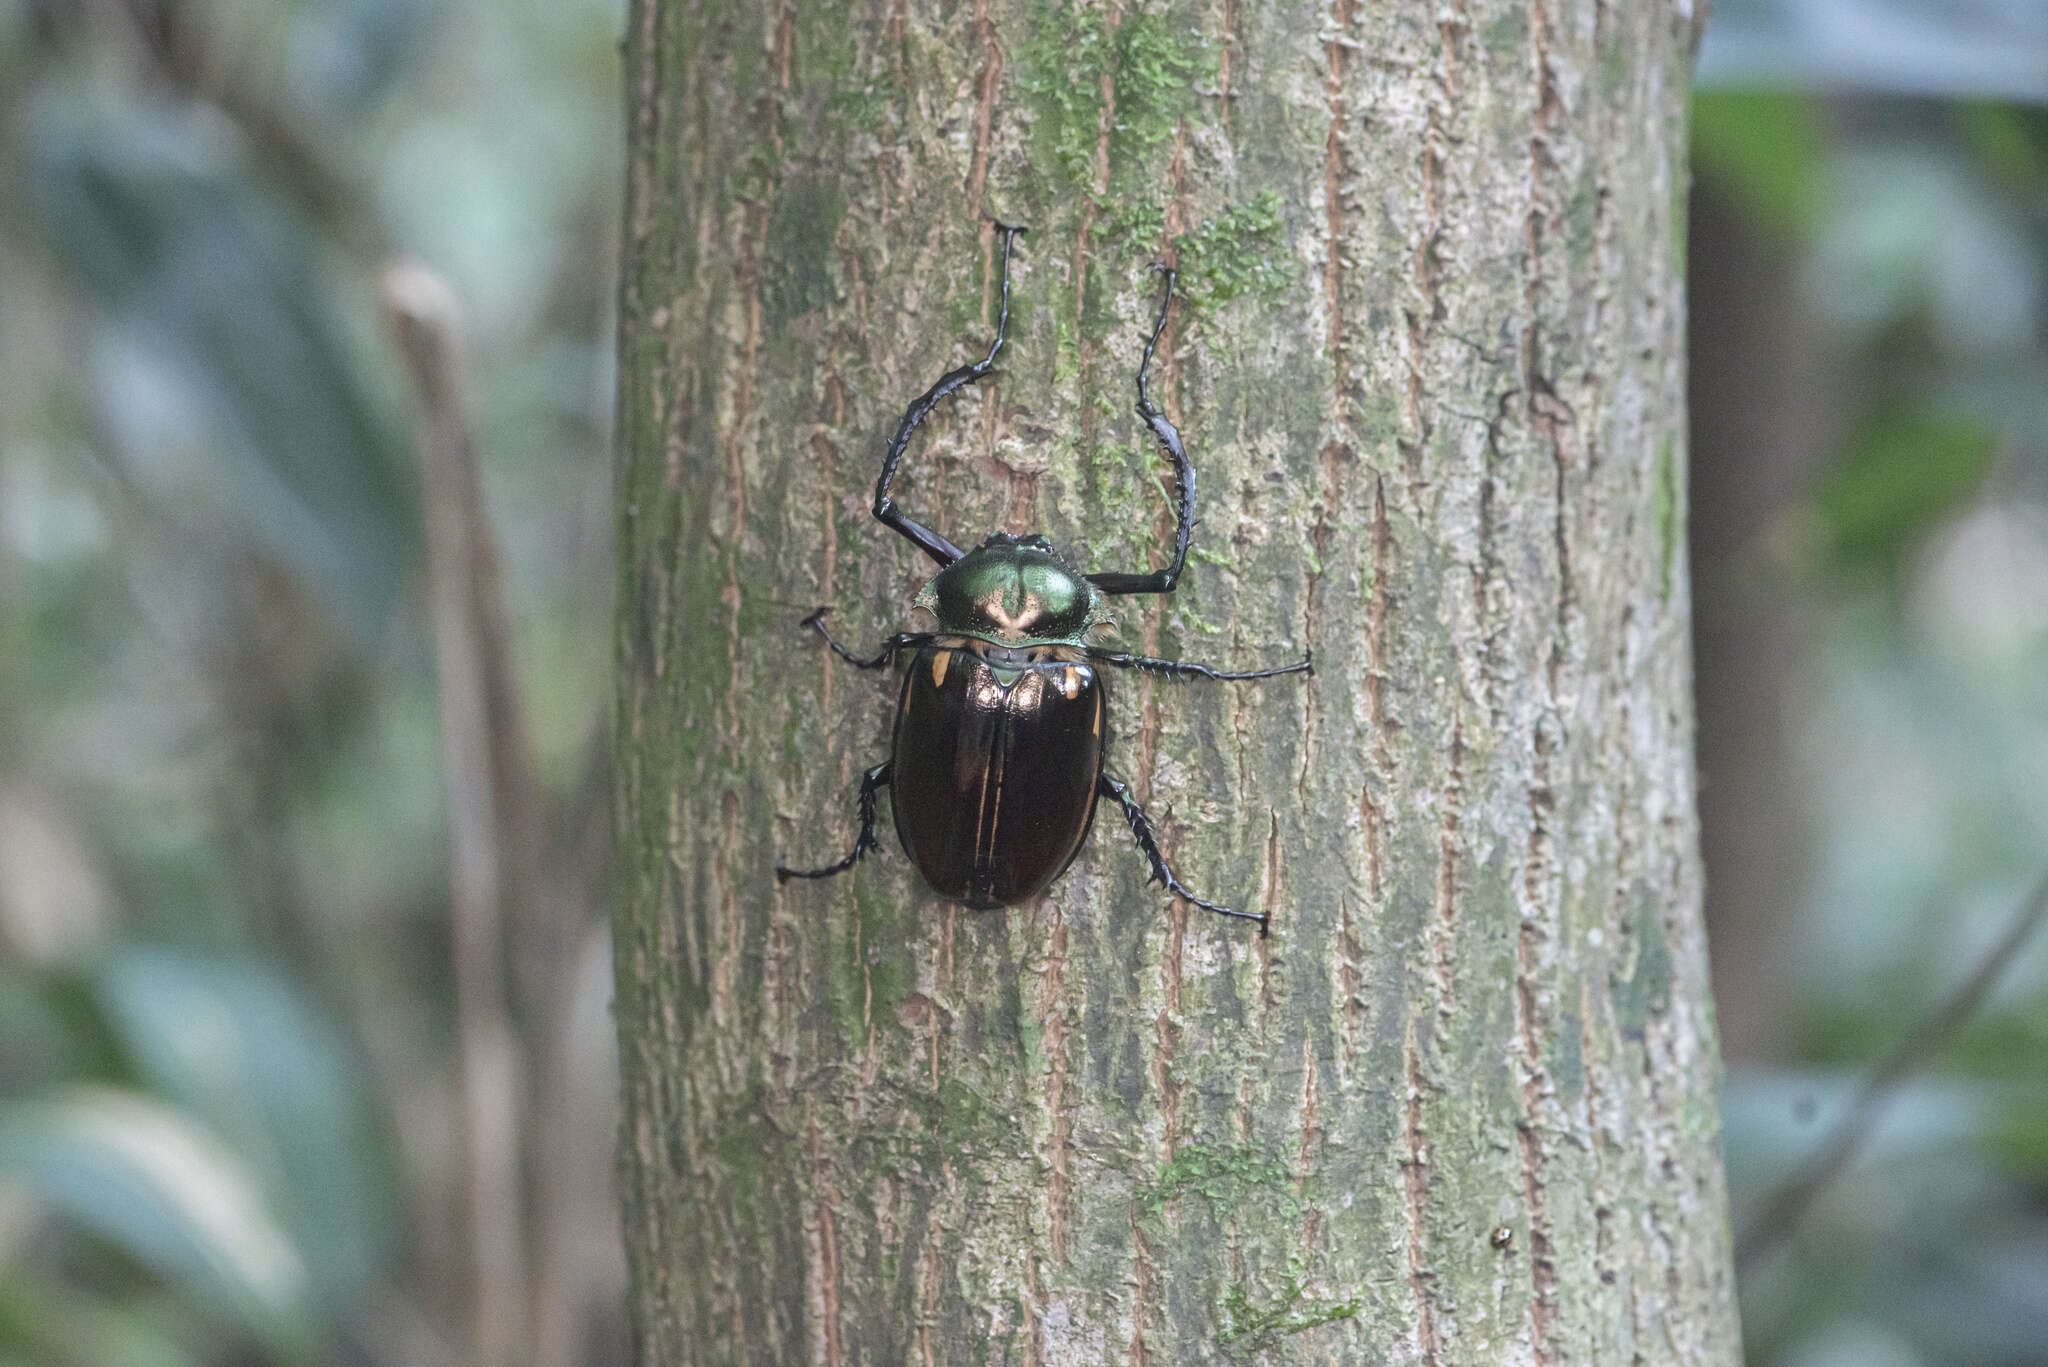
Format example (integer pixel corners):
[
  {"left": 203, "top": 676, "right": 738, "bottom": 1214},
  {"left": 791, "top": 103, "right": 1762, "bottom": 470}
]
[
  {"left": 25, "top": 91, "right": 417, "bottom": 647},
  {"left": 93, "top": 947, "right": 391, "bottom": 1307},
  {"left": 1956, "top": 101, "right": 2048, "bottom": 195},
  {"left": 0, "top": 972, "right": 103, "bottom": 1093},
  {"left": 0, "top": 1088, "right": 318, "bottom": 1360},
  {"left": 0, "top": 1272, "right": 208, "bottom": 1367},
  {"left": 1816, "top": 409, "right": 1997, "bottom": 574},
  {"left": 1691, "top": 89, "right": 1829, "bottom": 236}
]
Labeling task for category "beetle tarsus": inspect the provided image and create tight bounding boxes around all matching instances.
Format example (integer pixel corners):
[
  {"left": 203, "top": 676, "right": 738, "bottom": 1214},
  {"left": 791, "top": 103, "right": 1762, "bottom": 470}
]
[
  {"left": 1100, "top": 773, "right": 1268, "bottom": 936},
  {"left": 1087, "top": 648, "right": 1313, "bottom": 684},
  {"left": 802, "top": 610, "right": 929, "bottom": 671},
  {"left": 871, "top": 224, "right": 1027, "bottom": 569},
  {"left": 1087, "top": 264, "right": 1199, "bottom": 598},
  {"left": 778, "top": 762, "right": 892, "bottom": 882}
]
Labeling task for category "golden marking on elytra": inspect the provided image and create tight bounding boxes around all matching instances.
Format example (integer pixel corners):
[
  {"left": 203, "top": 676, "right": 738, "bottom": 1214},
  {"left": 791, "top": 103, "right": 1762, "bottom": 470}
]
[
  {"left": 1091, "top": 692, "right": 1103, "bottom": 738},
  {"left": 1058, "top": 667, "right": 1082, "bottom": 700},
  {"left": 931, "top": 649, "right": 951, "bottom": 688}
]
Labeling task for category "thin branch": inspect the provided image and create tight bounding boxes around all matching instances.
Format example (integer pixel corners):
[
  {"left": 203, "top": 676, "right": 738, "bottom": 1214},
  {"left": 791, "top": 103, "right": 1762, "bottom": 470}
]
[
  {"left": 1736, "top": 869, "right": 2048, "bottom": 1269},
  {"left": 382, "top": 261, "right": 531, "bottom": 1367}
]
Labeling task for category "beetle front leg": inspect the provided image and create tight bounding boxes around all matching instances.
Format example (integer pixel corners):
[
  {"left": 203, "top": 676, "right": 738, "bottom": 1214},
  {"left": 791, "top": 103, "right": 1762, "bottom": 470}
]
[
  {"left": 1087, "top": 266, "right": 1199, "bottom": 597},
  {"left": 1099, "top": 773, "right": 1268, "bottom": 936},
  {"left": 800, "top": 609, "right": 932, "bottom": 670},
  {"left": 871, "top": 222, "right": 1026, "bottom": 569},
  {"left": 778, "top": 761, "right": 892, "bottom": 882},
  {"left": 1088, "top": 646, "right": 1313, "bottom": 683}
]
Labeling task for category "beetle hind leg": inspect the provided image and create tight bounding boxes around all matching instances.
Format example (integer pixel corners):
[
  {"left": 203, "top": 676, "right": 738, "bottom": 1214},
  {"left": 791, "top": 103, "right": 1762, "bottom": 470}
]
[
  {"left": 777, "top": 762, "right": 892, "bottom": 882},
  {"left": 1099, "top": 773, "right": 1268, "bottom": 936}
]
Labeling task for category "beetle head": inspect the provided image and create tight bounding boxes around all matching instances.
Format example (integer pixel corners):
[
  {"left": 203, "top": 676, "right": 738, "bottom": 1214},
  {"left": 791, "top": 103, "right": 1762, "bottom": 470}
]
[{"left": 914, "top": 533, "right": 1113, "bottom": 646}]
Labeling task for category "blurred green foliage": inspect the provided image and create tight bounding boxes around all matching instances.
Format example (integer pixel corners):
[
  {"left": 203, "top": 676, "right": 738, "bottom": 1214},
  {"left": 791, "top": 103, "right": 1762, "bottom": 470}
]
[
  {"left": 1694, "top": 89, "right": 1831, "bottom": 235},
  {"left": 1696, "top": 18, "right": 2048, "bottom": 1367},
  {"left": 0, "top": 1, "right": 622, "bottom": 1364},
  {"left": 1817, "top": 410, "right": 1997, "bottom": 575},
  {"left": 25, "top": 89, "right": 418, "bottom": 645}
]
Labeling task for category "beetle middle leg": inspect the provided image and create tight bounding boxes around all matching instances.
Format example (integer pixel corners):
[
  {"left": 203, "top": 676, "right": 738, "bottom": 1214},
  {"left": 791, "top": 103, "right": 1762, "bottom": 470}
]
[
  {"left": 777, "top": 761, "right": 892, "bottom": 882},
  {"left": 800, "top": 609, "right": 932, "bottom": 670},
  {"left": 1088, "top": 646, "right": 1313, "bottom": 683},
  {"left": 1087, "top": 265, "right": 1200, "bottom": 598},
  {"left": 870, "top": 222, "right": 1027, "bottom": 570},
  {"left": 1099, "top": 773, "right": 1268, "bottom": 936}
]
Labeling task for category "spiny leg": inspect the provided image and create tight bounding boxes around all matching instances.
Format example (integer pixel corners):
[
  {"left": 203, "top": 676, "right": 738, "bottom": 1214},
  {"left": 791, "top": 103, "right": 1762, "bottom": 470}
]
[
  {"left": 778, "top": 762, "right": 892, "bottom": 882},
  {"left": 1089, "top": 265, "right": 1199, "bottom": 597},
  {"left": 1099, "top": 773, "right": 1267, "bottom": 936},
  {"left": 1088, "top": 646, "right": 1313, "bottom": 683},
  {"left": 871, "top": 222, "right": 1027, "bottom": 568},
  {"left": 800, "top": 608, "right": 932, "bottom": 671}
]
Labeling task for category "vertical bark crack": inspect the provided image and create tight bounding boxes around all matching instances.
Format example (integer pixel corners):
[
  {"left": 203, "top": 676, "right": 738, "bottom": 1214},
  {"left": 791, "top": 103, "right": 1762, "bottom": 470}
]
[
  {"left": 918, "top": 1212, "right": 942, "bottom": 1367},
  {"left": 1153, "top": 893, "right": 1186, "bottom": 1153},
  {"left": 1431, "top": 712, "right": 1464, "bottom": 1016},
  {"left": 965, "top": 0, "right": 1002, "bottom": 220},
  {"left": 1306, "top": 0, "right": 1360, "bottom": 802},
  {"left": 1337, "top": 890, "right": 1367, "bottom": 1076},
  {"left": 1402, "top": 1017, "right": 1441, "bottom": 1366},
  {"left": 1295, "top": 1037, "right": 1324, "bottom": 1254},
  {"left": 809, "top": 1119, "right": 846, "bottom": 1367},
  {"left": 715, "top": 790, "right": 742, "bottom": 1071},
  {"left": 1362, "top": 477, "right": 1393, "bottom": 900},
  {"left": 1129, "top": 1203, "right": 1155, "bottom": 1367},
  {"left": 1037, "top": 908, "right": 1073, "bottom": 1263}
]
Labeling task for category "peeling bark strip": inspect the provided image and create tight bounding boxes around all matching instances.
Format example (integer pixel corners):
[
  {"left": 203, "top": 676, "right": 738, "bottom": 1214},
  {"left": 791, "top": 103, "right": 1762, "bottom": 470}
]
[{"left": 613, "top": 2, "right": 1740, "bottom": 1365}]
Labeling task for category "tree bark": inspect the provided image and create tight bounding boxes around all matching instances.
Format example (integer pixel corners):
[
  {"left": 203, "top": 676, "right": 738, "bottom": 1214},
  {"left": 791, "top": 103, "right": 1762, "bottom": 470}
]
[{"left": 611, "top": 2, "right": 1741, "bottom": 1364}]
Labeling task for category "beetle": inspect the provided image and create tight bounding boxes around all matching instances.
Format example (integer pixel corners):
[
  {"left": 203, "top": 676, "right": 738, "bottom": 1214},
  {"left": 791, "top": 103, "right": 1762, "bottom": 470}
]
[{"left": 776, "top": 223, "right": 1310, "bottom": 933}]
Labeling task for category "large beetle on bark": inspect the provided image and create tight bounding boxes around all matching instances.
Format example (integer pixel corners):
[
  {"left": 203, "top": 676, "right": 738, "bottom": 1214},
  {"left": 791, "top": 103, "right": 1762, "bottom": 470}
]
[{"left": 777, "top": 225, "right": 1309, "bottom": 934}]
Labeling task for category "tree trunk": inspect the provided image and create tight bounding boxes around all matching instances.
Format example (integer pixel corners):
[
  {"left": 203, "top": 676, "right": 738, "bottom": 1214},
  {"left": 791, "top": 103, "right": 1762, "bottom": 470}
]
[{"left": 611, "top": 2, "right": 1741, "bottom": 1364}]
